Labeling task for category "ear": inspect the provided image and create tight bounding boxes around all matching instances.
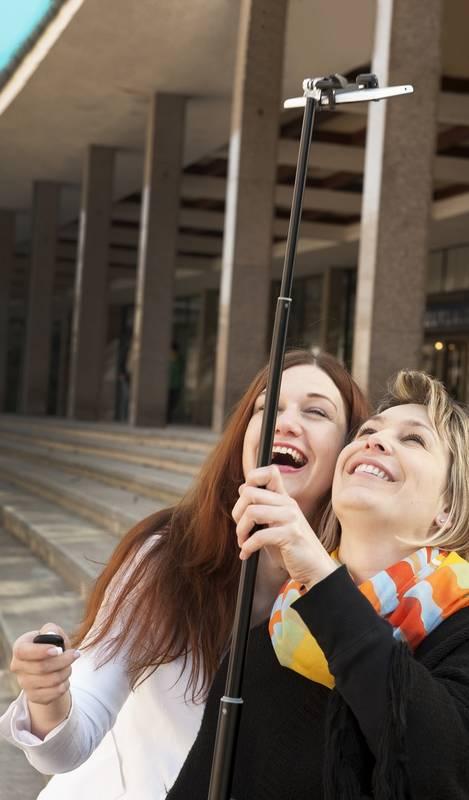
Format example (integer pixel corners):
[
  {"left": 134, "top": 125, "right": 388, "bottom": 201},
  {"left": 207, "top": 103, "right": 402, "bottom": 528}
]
[{"left": 435, "top": 510, "right": 452, "bottom": 529}]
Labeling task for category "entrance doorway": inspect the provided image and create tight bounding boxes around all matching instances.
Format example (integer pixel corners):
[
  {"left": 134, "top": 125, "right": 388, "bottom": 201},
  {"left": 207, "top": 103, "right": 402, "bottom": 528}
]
[{"left": 421, "top": 337, "right": 469, "bottom": 402}]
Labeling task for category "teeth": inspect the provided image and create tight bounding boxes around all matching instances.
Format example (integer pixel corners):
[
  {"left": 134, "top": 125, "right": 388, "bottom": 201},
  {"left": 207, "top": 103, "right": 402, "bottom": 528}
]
[
  {"left": 272, "top": 445, "right": 306, "bottom": 466},
  {"left": 354, "top": 463, "right": 390, "bottom": 481}
]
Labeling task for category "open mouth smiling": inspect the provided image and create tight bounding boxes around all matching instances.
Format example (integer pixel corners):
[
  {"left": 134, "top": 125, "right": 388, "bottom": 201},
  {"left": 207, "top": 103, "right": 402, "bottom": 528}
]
[
  {"left": 271, "top": 443, "right": 308, "bottom": 470},
  {"left": 347, "top": 457, "right": 395, "bottom": 482}
]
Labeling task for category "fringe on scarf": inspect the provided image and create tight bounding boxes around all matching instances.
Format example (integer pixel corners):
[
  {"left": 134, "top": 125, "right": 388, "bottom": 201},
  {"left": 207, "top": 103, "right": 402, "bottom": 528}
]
[
  {"left": 323, "top": 642, "right": 413, "bottom": 800},
  {"left": 323, "top": 689, "right": 364, "bottom": 799},
  {"left": 372, "top": 642, "right": 413, "bottom": 800}
]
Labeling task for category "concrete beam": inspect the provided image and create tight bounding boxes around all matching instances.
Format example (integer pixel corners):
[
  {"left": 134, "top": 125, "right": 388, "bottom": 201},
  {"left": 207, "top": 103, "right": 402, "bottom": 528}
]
[
  {"left": 60, "top": 228, "right": 223, "bottom": 255},
  {"left": 275, "top": 183, "right": 361, "bottom": 214},
  {"left": 338, "top": 90, "right": 469, "bottom": 126},
  {"left": 277, "top": 138, "right": 469, "bottom": 184}
]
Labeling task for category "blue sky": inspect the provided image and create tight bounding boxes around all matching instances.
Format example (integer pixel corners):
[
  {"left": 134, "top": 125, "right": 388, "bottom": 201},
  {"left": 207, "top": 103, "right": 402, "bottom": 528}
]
[{"left": 0, "top": 1, "right": 54, "bottom": 71}]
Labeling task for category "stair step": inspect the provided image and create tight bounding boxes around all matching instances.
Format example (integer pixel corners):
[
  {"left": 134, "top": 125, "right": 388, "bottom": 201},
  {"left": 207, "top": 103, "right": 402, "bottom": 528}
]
[
  {"left": 0, "top": 457, "right": 160, "bottom": 537},
  {"left": 0, "top": 414, "right": 217, "bottom": 454},
  {"left": 0, "top": 438, "right": 193, "bottom": 504},
  {"left": 0, "top": 483, "right": 116, "bottom": 596},
  {"left": 0, "top": 427, "right": 206, "bottom": 476}
]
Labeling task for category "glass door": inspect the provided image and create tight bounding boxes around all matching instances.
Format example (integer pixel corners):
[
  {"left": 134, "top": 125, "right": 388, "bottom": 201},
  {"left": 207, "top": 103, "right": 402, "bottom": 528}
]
[{"left": 421, "top": 337, "right": 468, "bottom": 402}]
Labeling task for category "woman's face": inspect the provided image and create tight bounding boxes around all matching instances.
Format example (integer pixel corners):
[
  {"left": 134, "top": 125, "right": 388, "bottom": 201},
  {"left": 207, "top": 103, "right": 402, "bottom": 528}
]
[
  {"left": 242, "top": 364, "right": 347, "bottom": 521},
  {"left": 332, "top": 403, "right": 450, "bottom": 539}
]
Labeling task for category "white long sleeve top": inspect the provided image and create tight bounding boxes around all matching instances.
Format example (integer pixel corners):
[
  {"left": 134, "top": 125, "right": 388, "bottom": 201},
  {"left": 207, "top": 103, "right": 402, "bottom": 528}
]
[
  {"left": 0, "top": 645, "right": 204, "bottom": 799},
  {"left": 0, "top": 536, "right": 205, "bottom": 799}
]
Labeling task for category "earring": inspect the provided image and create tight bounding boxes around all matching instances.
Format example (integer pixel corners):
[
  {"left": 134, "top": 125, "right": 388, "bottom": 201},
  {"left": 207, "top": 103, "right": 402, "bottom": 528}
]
[{"left": 437, "top": 514, "right": 448, "bottom": 527}]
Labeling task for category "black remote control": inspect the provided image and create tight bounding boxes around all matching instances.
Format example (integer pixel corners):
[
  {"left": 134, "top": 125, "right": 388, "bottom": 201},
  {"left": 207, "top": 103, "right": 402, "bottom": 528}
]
[{"left": 33, "top": 633, "right": 65, "bottom": 651}]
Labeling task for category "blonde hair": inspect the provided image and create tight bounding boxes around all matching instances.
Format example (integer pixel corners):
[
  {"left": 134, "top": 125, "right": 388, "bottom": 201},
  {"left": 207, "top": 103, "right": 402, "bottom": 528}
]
[{"left": 319, "top": 370, "right": 469, "bottom": 558}]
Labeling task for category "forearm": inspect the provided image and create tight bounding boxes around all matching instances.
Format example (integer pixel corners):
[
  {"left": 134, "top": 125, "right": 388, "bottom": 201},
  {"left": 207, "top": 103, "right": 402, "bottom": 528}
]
[
  {"left": 0, "top": 644, "right": 131, "bottom": 774},
  {"left": 0, "top": 690, "right": 88, "bottom": 775},
  {"left": 292, "top": 566, "right": 395, "bottom": 751},
  {"left": 28, "top": 691, "right": 72, "bottom": 740}
]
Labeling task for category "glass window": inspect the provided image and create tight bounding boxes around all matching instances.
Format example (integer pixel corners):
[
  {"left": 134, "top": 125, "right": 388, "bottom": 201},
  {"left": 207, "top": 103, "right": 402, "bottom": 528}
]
[
  {"left": 427, "top": 250, "right": 444, "bottom": 294},
  {"left": 270, "top": 275, "right": 323, "bottom": 352},
  {"left": 445, "top": 246, "right": 469, "bottom": 291},
  {"left": 421, "top": 338, "right": 468, "bottom": 402}
]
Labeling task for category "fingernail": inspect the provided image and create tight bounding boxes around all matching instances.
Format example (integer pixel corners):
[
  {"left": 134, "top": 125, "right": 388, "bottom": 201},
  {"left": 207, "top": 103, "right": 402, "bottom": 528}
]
[
  {"left": 73, "top": 650, "right": 81, "bottom": 659},
  {"left": 47, "top": 646, "right": 63, "bottom": 656}
]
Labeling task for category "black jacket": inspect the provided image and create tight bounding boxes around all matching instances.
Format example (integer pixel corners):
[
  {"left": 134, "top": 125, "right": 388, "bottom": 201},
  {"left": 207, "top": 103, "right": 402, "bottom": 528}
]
[{"left": 167, "top": 566, "right": 469, "bottom": 799}]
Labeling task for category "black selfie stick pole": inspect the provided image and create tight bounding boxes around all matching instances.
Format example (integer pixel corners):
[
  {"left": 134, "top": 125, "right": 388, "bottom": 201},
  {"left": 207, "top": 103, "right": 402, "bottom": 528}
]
[
  {"left": 207, "top": 87, "right": 316, "bottom": 800},
  {"left": 207, "top": 73, "right": 413, "bottom": 800}
]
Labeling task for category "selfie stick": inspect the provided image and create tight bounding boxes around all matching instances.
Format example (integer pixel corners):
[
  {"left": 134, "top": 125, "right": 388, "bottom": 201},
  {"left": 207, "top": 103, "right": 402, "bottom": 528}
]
[{"left": 207, "top": 73, "right": 413, "bottom": 800}]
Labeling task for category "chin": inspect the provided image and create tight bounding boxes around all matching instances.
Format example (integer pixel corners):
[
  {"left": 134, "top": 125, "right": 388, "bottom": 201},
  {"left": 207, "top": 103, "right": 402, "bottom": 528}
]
[{"left": 333, "top": 487, "right": 378, "bottom": 515}]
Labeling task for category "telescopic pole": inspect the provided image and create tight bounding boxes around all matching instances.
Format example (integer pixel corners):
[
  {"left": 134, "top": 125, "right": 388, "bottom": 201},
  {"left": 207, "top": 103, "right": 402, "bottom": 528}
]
[
  {"left": 207, "top": 93, "right": 317, "bottom": 800},
  {"left": 207, "top": 73, "right": 413, "bottom": 800}
]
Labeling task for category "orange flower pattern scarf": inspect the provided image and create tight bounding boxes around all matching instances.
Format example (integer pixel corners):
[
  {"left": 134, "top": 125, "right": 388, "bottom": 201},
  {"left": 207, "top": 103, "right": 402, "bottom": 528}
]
[{"left": 269, "top": 547, "right": 469, "bottom": 689}]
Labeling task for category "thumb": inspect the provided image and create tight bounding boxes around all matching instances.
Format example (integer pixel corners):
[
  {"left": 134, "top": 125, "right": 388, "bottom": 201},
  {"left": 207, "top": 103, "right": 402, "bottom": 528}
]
[
  {"left": 266, "top": 464, "right": 287, "bottom": 494},
  {"left": 39, "top": 622, "right": 71, "bottom": 651}
]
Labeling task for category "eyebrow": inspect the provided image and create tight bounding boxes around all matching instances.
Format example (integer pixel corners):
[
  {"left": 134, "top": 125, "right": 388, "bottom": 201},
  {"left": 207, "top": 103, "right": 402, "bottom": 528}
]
[
  {"left": 256, "top": 391, "right": 337, "bottom": 411},
  {"left": 364, "top": 414, "right": 437, "bottom": 440},
  {"left": 306, "top": 392, "right": 338, "bottom": 411}
]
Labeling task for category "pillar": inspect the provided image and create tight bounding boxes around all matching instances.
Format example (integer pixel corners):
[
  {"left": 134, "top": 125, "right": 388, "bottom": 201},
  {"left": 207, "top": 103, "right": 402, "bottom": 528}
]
[
  {"left": 0, "top": 211, "right": 15, "bottom": 411},
  {"left": 212, "top": 0, "right": 288, "bottom": 431},
  {"left": 67, "top": 146, "right": 115, "bottom": 419},
  {"left": 352, "top": 0, "right": 441, "bottom": 402},
  {"left": 129, "top": 93, "right": 185, "bottom": 427},
  {"left": 21, "top": 182, "right": 60, "bottom": 414}
]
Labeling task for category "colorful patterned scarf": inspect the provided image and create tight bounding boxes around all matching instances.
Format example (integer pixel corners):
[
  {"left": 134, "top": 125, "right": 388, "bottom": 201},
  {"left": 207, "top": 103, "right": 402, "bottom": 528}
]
[{"left": 269, "top": 547, "right": 469, "bottom": 689}]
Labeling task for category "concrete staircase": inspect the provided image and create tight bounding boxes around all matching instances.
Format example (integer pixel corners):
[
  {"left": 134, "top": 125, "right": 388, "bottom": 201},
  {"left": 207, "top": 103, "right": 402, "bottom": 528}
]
[{"left": 0, "top": 415, "right": 216, "bottom": 797}]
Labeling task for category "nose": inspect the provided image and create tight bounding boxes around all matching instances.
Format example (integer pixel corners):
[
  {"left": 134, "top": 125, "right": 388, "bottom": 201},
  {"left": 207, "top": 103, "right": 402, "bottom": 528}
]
[
  {"left": 275, "top": 405, "right": 302, "bottom": 437},
  {"left": 365, "top": 431, "right": 393, "bottom": 454}
]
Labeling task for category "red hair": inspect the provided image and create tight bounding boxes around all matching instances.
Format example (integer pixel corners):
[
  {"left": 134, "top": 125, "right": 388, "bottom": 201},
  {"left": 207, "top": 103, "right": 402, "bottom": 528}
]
[{"left": 72, "top": 350, "right": 369, "bottom": 698}]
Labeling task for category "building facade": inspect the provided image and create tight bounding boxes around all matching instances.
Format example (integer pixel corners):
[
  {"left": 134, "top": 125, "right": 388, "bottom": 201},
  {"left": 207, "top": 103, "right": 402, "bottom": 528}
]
[{"left": 1, "top": 0, "right": 469, "bottom": 430}]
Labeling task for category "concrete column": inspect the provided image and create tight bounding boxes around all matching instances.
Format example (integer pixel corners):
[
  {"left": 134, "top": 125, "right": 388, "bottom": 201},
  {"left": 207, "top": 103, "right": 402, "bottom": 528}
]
[
  {"left": 21, "top": 182, "right": 60, "bottom": 415},
  {"left": 212, "top": 0, "right": 288, "bottom": 431},
  {"left": 67, "top": 146, "right": 114, "bottom": 419},
  {"left": 0, "top": 211, "right": 15, "bottom": 411},
  {"left": 129, "top": 93, "right": 185, "bottom": 427},
  {"left": 352, "top": 0, "right": 441, "bottom": 402}
]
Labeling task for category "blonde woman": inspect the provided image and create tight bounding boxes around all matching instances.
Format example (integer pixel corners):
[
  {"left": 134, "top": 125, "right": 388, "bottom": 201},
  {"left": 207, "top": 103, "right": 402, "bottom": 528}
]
[{"left": 170, "top": 371, "right": 469, "bottom": 800}]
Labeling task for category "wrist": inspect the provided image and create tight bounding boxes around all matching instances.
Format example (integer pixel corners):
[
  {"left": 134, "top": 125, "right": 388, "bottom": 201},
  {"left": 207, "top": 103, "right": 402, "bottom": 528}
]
[
  {"left": 28, "top": 691, "right": 72, "bottom": 739},
  {"left": 303, "top": 561, "right": 338, "bottom": 592}
]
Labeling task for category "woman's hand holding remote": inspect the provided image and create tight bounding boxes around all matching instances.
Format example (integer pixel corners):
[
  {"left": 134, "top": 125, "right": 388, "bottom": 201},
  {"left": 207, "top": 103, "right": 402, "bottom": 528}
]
[{"left": 10, "top": 623, "right": 81, "bottom": 740}]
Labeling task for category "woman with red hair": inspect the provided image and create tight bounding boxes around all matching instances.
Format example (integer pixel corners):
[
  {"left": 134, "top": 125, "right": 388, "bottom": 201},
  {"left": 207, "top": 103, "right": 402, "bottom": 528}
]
[{"left": 0, "top": 350, "right": 368, "bottom": 799}]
